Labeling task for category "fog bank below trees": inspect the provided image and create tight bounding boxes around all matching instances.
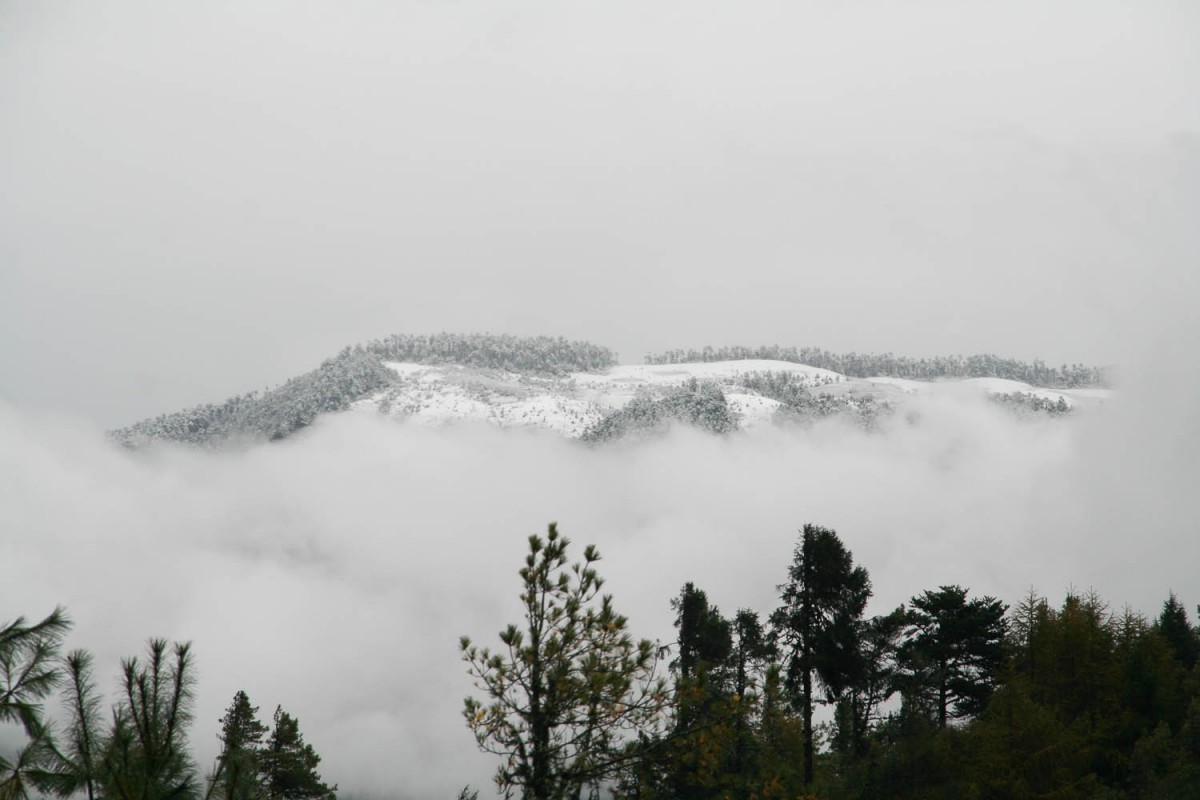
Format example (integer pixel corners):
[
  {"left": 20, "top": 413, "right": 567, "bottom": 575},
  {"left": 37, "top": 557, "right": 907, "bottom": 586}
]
[{"left": 1, "top": 380, "right": 1196, "bottom": 798}]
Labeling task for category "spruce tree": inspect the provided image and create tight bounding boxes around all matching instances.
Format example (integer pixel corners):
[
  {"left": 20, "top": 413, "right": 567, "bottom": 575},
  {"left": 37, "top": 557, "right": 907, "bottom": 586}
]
[
  {"left": 258, "top": 707, "right": 336, "bottom": 800},
  {"left": 835, "top": 606, "right": 906, "bottom": 757},
  {"left": 899, "top": 586, "right": 1007, "bottom": 728},
  {"left": 671, "top": 584, "right": 733, "bottom": 688},
  {"left": 730, "top": 610, "right": 772, "bottom": 702},
  {"left": 667, "top": 584, "right": 734, "bottom": 799},
  {"left": 770, "top": 524, "right": 871, "bottom": 786},
  {"left": 1157, "top": 593, "right": 1199, "bottom": 669},
  {"left": 211, "top": 691, "right": 269, "bottom": 800}
]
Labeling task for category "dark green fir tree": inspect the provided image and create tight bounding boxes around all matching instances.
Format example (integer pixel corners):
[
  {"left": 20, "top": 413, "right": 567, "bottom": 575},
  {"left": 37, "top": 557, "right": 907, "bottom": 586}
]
[
  {"left": 770, "top": 524, "right": 871, "bottom": 787},
  {"left": 211, "top": 691, "right": 269, "bottom": 800},
  {"left": 258, "top": 707, "right": 336, "bottom": 800}
]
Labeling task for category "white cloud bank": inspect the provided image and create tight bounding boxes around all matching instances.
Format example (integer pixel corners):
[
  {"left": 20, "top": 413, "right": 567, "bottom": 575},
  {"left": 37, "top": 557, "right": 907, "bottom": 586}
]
[{"left": 3, "top": 377, "right": 1197, "bottom": 798}]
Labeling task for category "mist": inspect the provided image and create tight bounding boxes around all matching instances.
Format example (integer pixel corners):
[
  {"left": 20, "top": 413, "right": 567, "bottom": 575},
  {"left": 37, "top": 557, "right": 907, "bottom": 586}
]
[{"left": 4, "top": 364, "right": 1197, "bottom": 797}]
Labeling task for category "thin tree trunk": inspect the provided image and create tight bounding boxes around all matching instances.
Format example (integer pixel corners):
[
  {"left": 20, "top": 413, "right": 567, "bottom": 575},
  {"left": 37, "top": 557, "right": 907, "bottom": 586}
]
[
  {"left": 801, "top": 528, "right": 815, "bottom": 787},
  {"left": 802, "top": 666, "right": 814, "bottom": 786},
  {"left": 937, "top": 665, "right": 947, "bottom": 729}
]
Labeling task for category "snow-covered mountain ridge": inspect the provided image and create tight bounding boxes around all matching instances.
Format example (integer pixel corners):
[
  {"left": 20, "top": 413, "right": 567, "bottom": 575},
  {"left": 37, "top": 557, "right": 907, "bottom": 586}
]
[
  {"left": 363, "top": 360, "right": 844, "bottom": 438},
  {"left": 111, "top": 333, "right": 1112, "bottom": 447},
  {"left": 358, "top": 360, "right": 1108, "bottom": 439}
]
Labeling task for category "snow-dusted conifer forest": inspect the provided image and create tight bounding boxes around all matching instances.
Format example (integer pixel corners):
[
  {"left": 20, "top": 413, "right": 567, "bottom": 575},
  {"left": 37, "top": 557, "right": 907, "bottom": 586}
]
[{"left": 112, "top": 334, "right": 1107, "bottom": 447}]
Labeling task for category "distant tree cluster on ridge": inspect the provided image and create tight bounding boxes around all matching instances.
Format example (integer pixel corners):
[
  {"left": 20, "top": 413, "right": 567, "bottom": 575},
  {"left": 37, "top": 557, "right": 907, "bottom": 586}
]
[
  {"left": 581, "top": 379, "right": 738, "bottom": 443},
  {"left": 737, "top": 371, "right": 889, "bottom": 428},
  {"left": 112, "top": 347, "right": 395, "bottom": 446},
  {"left": 111, "top": 334, "right": 617, "bottom": 446},
  {"left": 988, "top": 390, "right": 1072, "bottom": 416},
  {"left": 364, "top": 333, "right": 617, "bottom": 375},
  {"left": 645, "top": 345, "right": 1108, "bottom": 388}
]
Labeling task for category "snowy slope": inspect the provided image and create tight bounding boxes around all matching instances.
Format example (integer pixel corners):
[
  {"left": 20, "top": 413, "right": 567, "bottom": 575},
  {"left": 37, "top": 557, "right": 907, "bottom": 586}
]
[
  {"left": 112, "top": 334, "right": 1112, "bottom": 449},
  {"left": 347, "top": 359, "right": 1109, "bottom": 438},
  {"left": 355, "top": 363, "right": 602, "bottom": 437}
]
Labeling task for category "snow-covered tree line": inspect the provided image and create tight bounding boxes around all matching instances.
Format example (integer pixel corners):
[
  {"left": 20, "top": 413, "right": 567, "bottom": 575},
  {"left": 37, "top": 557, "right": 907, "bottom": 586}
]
[
  {"left": 113, "top": 335, "right": 617, "bottom": 446},
  {"left": 737, "top": 371, "right": 890, "bottom": 430},
  {"left": 580, "top": 375, "right": 893, "bottom": 443},
  {"left": 365, "top": 333, "right": 617, "bottom": 375},
  {"left": 988, "top": 391, "right": 1073, "bottom": 416},
  {"left": 582, "top": 380, "right": 737, "bottom": 443},
  {"left": 112, "top": 346, "right": 394, "bottom": 446},
  {"left": 112, "top": 335, "right": 1090, "bottom": 447},
  {"left": 645, "top": 345, "right": 1107, "bottom": 388}
]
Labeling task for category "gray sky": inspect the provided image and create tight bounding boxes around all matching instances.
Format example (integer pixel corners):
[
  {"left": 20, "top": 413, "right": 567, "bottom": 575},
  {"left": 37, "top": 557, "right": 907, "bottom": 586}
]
[{"left": 2, "top": 0, "right": 1198, "bottom": 428}]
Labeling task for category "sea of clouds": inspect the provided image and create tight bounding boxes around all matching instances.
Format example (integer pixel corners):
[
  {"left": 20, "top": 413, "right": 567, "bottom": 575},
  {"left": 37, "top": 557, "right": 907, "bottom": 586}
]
[{"left": 3, "top": 374, "right": 1198, "bottom": 799}]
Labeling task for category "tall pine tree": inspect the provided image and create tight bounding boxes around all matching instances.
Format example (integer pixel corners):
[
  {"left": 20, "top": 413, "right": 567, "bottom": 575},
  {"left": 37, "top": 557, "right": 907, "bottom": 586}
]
[
  {"left": 211, "top": 691, "right": 269, "bottom": 800},
  {"left": 1157, "top": 593, "right": 1198, "bottom": 669},
  {"left": 461, "top": 524, "right": 668, "bottom": 800},
  {"left": 770, "top": 524, "right": 871, "bottom": 786},
  {"left": 258, "top": 707, "right": 336, "bottom": 800},
  {"left": 899, "top": 586, "right": 1007, "bottom": 728},
  {"left": 0, "top": 608, "right": 71, "bottom": 800}
]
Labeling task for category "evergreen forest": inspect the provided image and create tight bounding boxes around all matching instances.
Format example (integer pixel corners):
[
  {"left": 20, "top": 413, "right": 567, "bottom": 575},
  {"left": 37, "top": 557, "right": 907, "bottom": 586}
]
[
  {"left": 111, "top": 334, "right": 619, "bottom": 447},
  {"left": 460, "top": 524, "right": 1199, "bottom": 800},
  {"left": 0, "top": 618, "right": 335, "bottom": 800},
  {"left": 110, "top": 335, "right": 1102, "bottom": 447},
  {"left": 10, "top": 521, "right": 1191, "bottom": 800},
  {"left": 644, "top": 346, "right": 1108, "bottom": 389}
]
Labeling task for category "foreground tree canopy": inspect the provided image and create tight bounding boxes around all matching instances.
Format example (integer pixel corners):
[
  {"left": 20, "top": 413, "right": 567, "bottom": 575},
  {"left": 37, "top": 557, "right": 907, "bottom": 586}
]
[
  {"left": 6, "top": 518, "right": 1197, "bottom": 800},
  {"left": 0, "top": 612, "right": 335, "bottom": 800},
  {"left": 465, "top": 523, "right": 1200, "bottom": 800},
  {"left": 460, "top": 523, "right": 669, "bottom": 800}
]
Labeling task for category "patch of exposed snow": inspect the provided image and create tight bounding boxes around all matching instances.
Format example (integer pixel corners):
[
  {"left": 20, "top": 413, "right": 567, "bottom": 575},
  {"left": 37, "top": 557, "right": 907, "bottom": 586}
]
[
  {"left": 864, "top": 377, "right": 927, "bottom": 394},
  {"left": 383, "top": 362, "right": 435, "bottom": 377},
  {"left": 726, "top": 393, "right": 782, "bottom": 429},
  {"left": 489, "top": 395, "right": 603, "bottom": 438}
]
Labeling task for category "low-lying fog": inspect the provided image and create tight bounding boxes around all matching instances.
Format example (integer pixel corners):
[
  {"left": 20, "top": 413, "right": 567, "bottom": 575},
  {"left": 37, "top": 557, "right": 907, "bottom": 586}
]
[{"left": 3, "top": 369, "right": 1197, "bottom": 799}]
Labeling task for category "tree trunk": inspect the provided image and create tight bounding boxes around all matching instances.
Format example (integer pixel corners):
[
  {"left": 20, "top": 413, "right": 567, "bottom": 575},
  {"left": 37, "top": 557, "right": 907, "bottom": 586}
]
[
  {"left": 802, "top": 665, "right": 814, "bottom": 786},
  {"left": 801, "top": 528, "right": 815, "bottom": 787},
  {"left": 937, "top": 663, "right": 948, "bottom": 729}
]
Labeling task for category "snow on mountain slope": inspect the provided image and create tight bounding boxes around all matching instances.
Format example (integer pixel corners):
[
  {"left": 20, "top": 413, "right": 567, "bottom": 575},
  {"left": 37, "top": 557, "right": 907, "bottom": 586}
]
[
  {"left": 359, "top": 362, "right": 603, "bottom": 437},
  {"left": 725, "top": 393, "right": 784, "bottom": 429},
  {"left": 864, "top": 376, "right": 929, "bottom": 394},
  {"left": 111, "top": 335, "right": 1112, "bottom": 449},
  {"left": 349, "top": 359, "right": 1106, "bottom": 438}
]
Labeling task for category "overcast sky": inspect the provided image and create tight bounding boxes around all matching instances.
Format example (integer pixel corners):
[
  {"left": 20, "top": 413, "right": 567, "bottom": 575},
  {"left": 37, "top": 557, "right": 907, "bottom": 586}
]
[
  {"left": 3, "top": 5, "right": 1200, "bottom": 797},
  {"left": 2, "top": 0, "right": 1198, "bottom": 426}
]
